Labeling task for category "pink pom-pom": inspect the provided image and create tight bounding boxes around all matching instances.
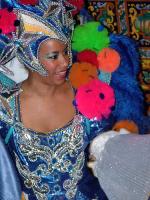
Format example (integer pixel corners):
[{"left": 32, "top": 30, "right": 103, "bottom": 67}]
[
  {"left": 0, "top": 8, "right": 18, "bottom": 35},
  {"left": 75, "top": 79, "right": 115, "bottom": 120},
  {"left": 97, "top": 48, "right": 121, "bottom": 73},
  {"left": 68, "top": 0, "right": 84, "bottom": 16},
  {"left": 77, "top": 50, "right": 99, "bottom": 68}
]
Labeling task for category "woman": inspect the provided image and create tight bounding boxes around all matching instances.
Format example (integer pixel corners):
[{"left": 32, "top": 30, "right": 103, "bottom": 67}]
[
  {"left": 0, "top": 0, "right": 109, "bottom": 199},
  {"left": 0, "top": 1, "right": 149, "bottom": 200},
  {"left": 2, "top": 40, "right": 108, "bottom": 200}
]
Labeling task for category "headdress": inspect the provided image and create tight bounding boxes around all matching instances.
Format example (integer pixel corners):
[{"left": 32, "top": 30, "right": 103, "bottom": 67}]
[{"left": 0, "top": 0, "right": 75, "bottom": 85}]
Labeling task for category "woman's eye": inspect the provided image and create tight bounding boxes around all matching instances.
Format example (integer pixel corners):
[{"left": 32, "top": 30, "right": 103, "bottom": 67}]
[{"left": 46, "top": 54, "right": 58, "bottom": 60}]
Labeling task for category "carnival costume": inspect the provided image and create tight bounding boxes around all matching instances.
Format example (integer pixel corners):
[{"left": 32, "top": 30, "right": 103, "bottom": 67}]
[{"left": 0, "top": 0, "right": 149, "bottom": 200}]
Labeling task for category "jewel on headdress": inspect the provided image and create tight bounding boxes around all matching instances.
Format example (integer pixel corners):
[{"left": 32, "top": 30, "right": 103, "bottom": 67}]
[{"left": 0, "top": 8, "right": 19, "bottom": 35}]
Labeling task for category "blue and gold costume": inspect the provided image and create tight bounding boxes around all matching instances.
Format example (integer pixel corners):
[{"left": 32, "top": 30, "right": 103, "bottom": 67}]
[{"left": 0, "top": 88, "right": 109, "bottom": 200}]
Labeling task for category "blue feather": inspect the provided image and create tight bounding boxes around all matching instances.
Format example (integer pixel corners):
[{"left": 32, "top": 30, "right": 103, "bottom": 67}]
[{"left": 109, "top": 34, "right": 149, "bottom": 134}]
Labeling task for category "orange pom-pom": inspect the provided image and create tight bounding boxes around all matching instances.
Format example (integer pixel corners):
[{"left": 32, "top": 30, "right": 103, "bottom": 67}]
[
  {"left": 77, "top": 50, "right": 99, "bottom": 68},
  {"left": 21, "top": 193, "right": 25, "bottom": 200},
  {"left": 69, "top": 62, "right": 98, "bottom": 89},
  {"left": 113, "top": 120, "right": 139, "bottom": 133},
  {"left": 97, "top": 48, "right": 121, "bottom": 73}
]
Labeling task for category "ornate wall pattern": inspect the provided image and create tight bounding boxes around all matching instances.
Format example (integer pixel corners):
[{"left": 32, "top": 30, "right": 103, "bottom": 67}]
[{"left": 86, "top": 0, "right": 150, "bottom": 115}]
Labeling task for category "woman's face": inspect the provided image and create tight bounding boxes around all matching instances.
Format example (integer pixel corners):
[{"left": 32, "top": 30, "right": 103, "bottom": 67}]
[{"left": 38, "top": 39, "right": 69, "bottom": 85}]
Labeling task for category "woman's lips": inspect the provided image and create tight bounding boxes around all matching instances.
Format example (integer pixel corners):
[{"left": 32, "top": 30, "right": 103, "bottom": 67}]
[{"left": 55, "top": 70, "right": 67, "bottom": 78}]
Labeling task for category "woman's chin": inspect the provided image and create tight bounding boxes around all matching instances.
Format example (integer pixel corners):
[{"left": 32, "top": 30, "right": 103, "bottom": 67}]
[{"left": 52, "top": 76, "right": 67, "bottom": 86}]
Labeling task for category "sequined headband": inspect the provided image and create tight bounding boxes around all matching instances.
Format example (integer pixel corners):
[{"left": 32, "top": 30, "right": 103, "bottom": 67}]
[{"left": 0, "top": 0, "right": 75, "bottom": 78}]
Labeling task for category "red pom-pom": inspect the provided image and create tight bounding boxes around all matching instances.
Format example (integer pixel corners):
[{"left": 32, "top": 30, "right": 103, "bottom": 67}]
[
  {"left": 97, "top": 48, "right": 121, "bottom": 73},
  {"left": 77, "top": 50, "right": 99, "bottom": 68},
  {"left": 0, "top": 8, "right": 18, "bottom": 35},
  {"left": 75, "top": 79, "right": 115, "bottom": 120},
  {"left": 19, "top": 0, "right": 39, "bottom": 5},
  {"left": 68, "top": 0, "right": 84, "bottom": 16}
]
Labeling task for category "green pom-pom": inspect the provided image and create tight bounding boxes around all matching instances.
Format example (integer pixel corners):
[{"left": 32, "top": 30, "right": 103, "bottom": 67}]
[{"left": 72, "top": 22, "right": 110, "bottom": 53}]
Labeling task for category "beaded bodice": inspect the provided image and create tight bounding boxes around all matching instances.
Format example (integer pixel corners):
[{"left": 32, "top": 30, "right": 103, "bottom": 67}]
[
  {"left": 0, "top": 91, "right": 110, "bottom": 200},
  {"left": 14, "top": 114, "right": 89, "bottom": 200}
]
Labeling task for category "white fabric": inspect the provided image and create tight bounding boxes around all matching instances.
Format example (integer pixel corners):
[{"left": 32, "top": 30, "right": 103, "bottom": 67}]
[
  {"left": 1, "top": 57, "right": 29, "bottom": 83},
  {"left": 90, "top": 130, "right": 150, "bottom": 200}
]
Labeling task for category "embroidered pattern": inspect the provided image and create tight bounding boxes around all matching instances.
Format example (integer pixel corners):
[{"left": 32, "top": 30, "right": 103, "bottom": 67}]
[{"left": 14, "top": 114, "right": 85, "bottom": 199}]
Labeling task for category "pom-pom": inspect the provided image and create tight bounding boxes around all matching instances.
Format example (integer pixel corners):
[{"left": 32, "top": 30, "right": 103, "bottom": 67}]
[
  {"left": 77, "top": 50, "right": 99, "bottom": 68},
  {"left": 68, "top": 0, "right": 85, "bottom": 16},
  {"left": 72, "top": 22, "right": 110, "bottom": 53},
  {"left": 75, "top": 79, "right": 115, "bottom": 120},
  {"left": 97, "top": 48, "right": 121, "bottom": 73},
  {"left": 18, "top": 0, "right": 39, "bottom": 5},
  {"left": 69, "top": 62, "right": 98, "bottom": 89},
  {"left": 113, "top": 120, "right": 139, "bottom": 133},
  {"left": 0, "top": 8, "right": 18, "bottom": 35}
]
